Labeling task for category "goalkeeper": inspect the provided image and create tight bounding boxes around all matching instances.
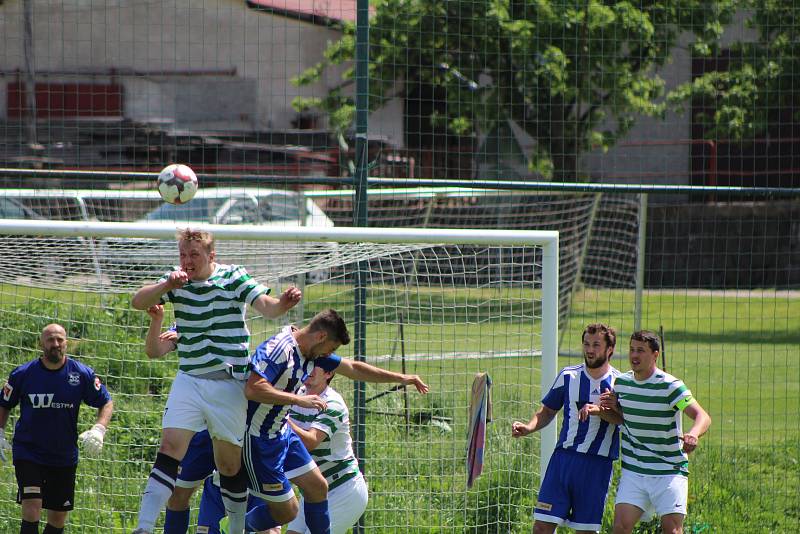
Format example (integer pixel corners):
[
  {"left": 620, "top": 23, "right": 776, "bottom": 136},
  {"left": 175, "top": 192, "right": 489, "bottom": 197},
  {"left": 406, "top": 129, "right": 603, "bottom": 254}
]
[{"left": 0, "top": 323, "right": 113, "bottom": 534}]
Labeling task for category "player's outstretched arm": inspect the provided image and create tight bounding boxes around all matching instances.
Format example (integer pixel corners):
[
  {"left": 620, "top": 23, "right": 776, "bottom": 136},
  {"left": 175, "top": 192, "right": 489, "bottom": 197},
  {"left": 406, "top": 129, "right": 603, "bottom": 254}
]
[
  {"left": 287, "top": 419, "right": 326, "bottom": 451},
  {"left": 511, "top": 405, "right": 558, "bottom": 438},
  {"left": 245, "top": 373, "right": 326, "bottom": 410},
  {"left": 132, "top": 271, "right": 188, "bottom": 310},
  {"left": 144, "top": 305, "right": 178, "bottom": 358},
  {"left": 252, "top": 286, "right": 302, "bottom": 319},
  {"left": 682, "top": 400, "right": 711, "bottom": 454},
  {"left": 335, "top": 359, "right": 429, "bottom": 394}
]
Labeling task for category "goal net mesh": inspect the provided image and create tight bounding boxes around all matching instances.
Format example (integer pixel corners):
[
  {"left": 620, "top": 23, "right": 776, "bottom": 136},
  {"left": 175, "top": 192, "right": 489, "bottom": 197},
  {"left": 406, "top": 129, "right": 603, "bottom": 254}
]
[{"left": 0, "top": 227, "right": 553, "bottom": 533}]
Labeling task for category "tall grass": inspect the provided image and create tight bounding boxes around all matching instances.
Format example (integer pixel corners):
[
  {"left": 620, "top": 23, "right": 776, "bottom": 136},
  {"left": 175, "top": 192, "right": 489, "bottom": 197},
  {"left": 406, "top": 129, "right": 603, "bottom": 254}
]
[{"left": 0, "top": 285, "right": 797, "bottom": 532}]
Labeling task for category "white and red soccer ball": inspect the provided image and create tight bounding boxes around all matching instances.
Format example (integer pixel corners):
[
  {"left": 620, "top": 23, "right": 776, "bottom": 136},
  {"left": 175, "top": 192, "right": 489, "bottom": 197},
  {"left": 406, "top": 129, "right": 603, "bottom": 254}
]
[{"left": 157, "top": 164, "right": 198, "bottom": 204}]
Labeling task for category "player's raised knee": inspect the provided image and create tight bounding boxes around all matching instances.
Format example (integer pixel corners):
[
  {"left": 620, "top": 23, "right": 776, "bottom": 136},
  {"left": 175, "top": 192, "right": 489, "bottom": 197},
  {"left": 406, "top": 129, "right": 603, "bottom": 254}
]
[{"left": 271, "top": 499, "right": 299, "bottom": 524}]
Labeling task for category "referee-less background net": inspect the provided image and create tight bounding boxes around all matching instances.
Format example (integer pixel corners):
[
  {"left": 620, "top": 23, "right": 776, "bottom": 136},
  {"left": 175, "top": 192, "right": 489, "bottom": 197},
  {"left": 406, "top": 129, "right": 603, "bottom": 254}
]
[
  {"left": 0, "top": 223, "right": 558, "bottom": 533},
  {"left": 1, "top": 0, "right": 799, "bottom": 532}
]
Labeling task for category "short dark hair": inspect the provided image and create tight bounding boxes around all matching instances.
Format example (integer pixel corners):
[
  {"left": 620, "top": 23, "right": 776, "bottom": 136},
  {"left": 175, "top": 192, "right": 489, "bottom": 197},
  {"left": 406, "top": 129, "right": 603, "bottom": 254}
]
[
  {"left": 630, "top": 330, "right": 660, "bottom": 352},
  {"left": 308, "top": 309, "right": 350, "bottom": 346},
  {"left": 582, "top": 323, "right": 616, "bottom": 350}
]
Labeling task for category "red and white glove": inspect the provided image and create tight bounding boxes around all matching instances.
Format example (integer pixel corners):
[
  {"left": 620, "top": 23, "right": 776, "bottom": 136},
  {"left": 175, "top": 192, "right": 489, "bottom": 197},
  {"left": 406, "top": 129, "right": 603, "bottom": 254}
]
[{"left": 78, "top": 424, "right": 107, "bottom": 457}]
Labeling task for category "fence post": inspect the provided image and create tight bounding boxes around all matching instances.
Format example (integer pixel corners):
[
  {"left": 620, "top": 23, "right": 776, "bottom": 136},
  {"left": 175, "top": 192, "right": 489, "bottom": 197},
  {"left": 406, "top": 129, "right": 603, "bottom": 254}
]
[{"left": 634, "top": 193, "right": 648, "bottom": 331}]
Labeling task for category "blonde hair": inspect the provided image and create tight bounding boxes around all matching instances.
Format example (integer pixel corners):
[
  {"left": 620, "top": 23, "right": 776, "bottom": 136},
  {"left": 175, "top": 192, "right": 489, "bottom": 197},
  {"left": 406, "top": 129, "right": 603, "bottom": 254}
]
[{"left": 177, "top": 228, "right": 215, "bottom": 253}]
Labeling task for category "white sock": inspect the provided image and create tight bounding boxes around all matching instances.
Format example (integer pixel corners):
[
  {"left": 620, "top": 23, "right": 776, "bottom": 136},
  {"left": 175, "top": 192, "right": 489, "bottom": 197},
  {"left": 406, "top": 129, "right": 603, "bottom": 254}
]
[
  {"left": 219, "top": 476, "right": 248, "bottom": 534},
  {"left": 137, "top": 476, "right": 174, "bottom": 531},
  {"left": 137, "top": 453, "right": 179, "bottom": 531}
]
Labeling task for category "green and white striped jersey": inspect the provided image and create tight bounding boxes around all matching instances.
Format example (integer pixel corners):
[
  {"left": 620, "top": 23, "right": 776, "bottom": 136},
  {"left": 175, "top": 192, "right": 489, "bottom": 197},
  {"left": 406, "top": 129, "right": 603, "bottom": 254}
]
[
  {"left": 159, "top": 263, "right": 269, "bottom": 380},
  {"left": 615, "top": 369, "right": 695, "bottom": 477},
  {"left": 289, "top": 385, "right": 361, "bottom": 490}
]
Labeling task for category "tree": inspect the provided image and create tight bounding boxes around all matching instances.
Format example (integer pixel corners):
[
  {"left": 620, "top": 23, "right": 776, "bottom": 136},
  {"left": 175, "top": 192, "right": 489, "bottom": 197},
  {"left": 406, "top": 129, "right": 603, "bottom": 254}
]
[
  {"left": 669, "top": 0, "right": 800, "bottom": 142},
  {"left": 294, "top": 0, "right": 737, "bottom": 181}
]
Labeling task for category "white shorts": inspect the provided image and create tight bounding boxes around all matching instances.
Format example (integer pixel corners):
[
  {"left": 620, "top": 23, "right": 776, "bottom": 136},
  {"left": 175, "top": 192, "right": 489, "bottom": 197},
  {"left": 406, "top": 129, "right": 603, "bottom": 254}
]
[
  {"left": 615, "top": 469, "right": 688, "bottom": 518},
  {"left": 162, "top": 371, "right": 247, "bottom": 447},
  {"left": 286, "top": 474, "right": 368, "bottom": 534}
]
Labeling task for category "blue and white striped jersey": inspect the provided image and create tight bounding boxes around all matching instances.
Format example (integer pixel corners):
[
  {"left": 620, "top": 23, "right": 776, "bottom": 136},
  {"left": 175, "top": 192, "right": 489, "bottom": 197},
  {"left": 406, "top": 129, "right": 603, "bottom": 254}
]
[
  {"left": 246, "top": 326, "right": 340, "bottom": 439},
  {"left": 542, "top": 364, "right": 621, "bottom": 459}
]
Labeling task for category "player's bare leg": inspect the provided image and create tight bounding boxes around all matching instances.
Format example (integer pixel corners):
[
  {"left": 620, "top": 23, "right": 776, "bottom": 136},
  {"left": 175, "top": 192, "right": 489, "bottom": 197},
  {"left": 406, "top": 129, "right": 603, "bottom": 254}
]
[
  {"left": 212, "top": 439, "right": 248, "bottom": 534},
  {"left": 44, "top": 510, "right": 68, "bottom": 529},
  {"left": 612, "top": 503, "right": 645, "bottom": 534},
  {"left": 532, "top": 520, "right": 557, "bottom": 534},
  {"left": 134, "top": 427, "right": 194, "bottom": 534},
  {"left": 659, "top": 513, "right": 684, "bottom": 534},
  {"left": 291, "top": 468, "right": 329, "bottom": 534},
  {"left": 164, "top": 485, "right": 198, "bottom": 534}
]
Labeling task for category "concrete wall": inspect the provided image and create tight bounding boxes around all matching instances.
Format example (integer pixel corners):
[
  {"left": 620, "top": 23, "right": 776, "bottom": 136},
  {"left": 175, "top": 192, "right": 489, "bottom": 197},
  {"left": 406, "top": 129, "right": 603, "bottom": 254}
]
[
  {"left": 580, "top": 11, "right": 759, "bottom": 187},
  {"left": 0, "top": 0, "right": 397, "bottom": 135},
  {"left": 647, "top": 201, "right": 800, "bottom": 288}
]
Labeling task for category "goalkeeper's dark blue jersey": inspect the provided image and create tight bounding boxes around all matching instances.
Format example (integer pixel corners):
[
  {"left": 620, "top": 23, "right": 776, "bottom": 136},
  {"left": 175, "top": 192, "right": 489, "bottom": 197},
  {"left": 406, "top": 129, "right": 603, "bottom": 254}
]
[{"left": 0, "top": 357, "right": 112, "bottom": 466}]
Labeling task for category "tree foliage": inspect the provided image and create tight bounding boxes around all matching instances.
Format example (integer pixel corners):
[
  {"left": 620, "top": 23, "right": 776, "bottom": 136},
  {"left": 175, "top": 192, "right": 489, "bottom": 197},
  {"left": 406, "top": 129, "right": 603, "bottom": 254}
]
[
  {"left": 294, "top": 0, "right": 737, "bottom": 180},
  {"left": 669, "top": 1, "right": 800, "bottom": 140}
]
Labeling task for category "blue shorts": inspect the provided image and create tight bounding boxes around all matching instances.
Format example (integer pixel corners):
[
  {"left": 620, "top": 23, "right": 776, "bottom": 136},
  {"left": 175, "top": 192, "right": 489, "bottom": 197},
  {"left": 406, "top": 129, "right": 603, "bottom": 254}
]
[
  {"left": 196, "top": 475, "right": 264, "bottom": 534},
  {"left": 534, "top": 448, "right": 614, "bottom": 531},
  {"left": 176, "top": 429, "right": 216, "bottom": 488},
  {"left": 243, "top": 427, "right": 316, "bottom": 501}
]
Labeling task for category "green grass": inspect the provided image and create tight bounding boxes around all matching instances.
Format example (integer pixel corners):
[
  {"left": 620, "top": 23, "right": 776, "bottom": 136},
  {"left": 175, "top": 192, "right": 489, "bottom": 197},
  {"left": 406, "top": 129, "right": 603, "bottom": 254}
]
[{"left": 0, "top": 283, "right": 797, "bottom": 532}]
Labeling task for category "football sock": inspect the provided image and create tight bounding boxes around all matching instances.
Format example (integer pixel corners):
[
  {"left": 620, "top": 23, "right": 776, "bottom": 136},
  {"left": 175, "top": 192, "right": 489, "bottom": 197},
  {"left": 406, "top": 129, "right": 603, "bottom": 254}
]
[
  {"left": 137, "top": 452, "right": 180, "bottom": 532},
  {"left": 244, "top": 503, "right": 280, "bottom": 531},
  {"left": 20, "top": 520, "right": 38, "bottom": 534},
  {"left": 164, "top": 507, "right": 190, "bottom": 534},
  {"left": 304, "top": 499, "right": 331, "bottom": 534},
  {"left": 42, "top": 525, "right": 64, "bottom": 534},
  {"left": 219, "top": 467, "right": 248, "bottom": 534}
]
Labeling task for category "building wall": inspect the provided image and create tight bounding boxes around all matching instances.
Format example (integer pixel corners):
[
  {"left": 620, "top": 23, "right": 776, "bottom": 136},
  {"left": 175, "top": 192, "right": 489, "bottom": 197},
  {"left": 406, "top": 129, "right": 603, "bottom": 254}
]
[
  {"left": 580, "top": 11, "right": 758, "bottom": 187},
  {"left": 0, "top": 0, "right": 380, "bottom": 133}
]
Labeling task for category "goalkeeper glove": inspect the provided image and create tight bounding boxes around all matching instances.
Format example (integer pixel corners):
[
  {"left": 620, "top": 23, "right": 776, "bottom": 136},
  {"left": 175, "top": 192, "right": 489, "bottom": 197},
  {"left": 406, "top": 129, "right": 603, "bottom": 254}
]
[
  {"left": 0, "top": 428, "right": 10, "bottom": 463},
  {"left": 78, "top": 423, "right": 106, "bottom": 457}
]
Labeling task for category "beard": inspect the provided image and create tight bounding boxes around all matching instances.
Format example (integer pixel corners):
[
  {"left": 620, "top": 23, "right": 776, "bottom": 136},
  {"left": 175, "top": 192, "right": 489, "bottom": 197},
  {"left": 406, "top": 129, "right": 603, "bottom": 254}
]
[
  {"left": 584, "top": 352, "right": 608, "bottom": 369},
  {"left": 43, "top": 348, "right": 65, "bottom": 364}
]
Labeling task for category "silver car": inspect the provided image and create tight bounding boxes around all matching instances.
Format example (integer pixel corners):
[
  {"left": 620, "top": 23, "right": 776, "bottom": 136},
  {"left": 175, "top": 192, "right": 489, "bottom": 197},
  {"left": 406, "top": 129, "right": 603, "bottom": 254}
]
[{"left": 99, "top": 187, "right": 337, "bottom": 286}]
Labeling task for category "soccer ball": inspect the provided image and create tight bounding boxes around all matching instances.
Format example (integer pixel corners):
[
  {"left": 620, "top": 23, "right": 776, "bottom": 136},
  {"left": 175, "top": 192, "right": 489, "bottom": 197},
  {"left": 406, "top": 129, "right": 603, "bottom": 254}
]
[{"left": 157, "top": 164, "right": 198, "bottom": 204}]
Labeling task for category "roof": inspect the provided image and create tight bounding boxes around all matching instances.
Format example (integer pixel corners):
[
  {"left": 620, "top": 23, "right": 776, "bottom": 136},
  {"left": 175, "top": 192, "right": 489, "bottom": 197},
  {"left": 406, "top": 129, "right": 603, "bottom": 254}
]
[{"left": 246, "top": 0, "right": 372, "bottom": 24}]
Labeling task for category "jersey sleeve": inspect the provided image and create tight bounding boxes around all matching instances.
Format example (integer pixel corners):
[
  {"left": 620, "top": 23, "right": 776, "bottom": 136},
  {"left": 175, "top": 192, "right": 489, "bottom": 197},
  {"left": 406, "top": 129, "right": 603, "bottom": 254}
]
[
  {"left": 310, "top": 398, "right": 345, "bottom": 438},
  {"left": 0, "top": 367, "right": 23, "bottom": 410},
  {"left": 668, "top": 380, "right": 694, "bottom": 411},
  {"left": 541, "top": 370, "right": 566, "bottom": 411},
  {"left": 157, "top": 269, "right": 178, "bottom": 304},
  {"left": 249, "top": 340, "right": 287, "bottom": 384},
  {"left": 82, "top": 366, "right": 112, "bottom": 409},
  {"left": 232, "top": 265, "right": 271, "bottom": 305},
  {"left": 313, "top": 353, "right": 341, "bottom": 373}
]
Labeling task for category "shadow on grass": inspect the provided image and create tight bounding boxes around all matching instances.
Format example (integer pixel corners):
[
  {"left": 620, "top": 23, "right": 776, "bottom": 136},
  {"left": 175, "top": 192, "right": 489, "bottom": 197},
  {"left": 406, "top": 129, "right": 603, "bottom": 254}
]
[{"left": 662, "top": 330, "right": 800, "bottom": 345}]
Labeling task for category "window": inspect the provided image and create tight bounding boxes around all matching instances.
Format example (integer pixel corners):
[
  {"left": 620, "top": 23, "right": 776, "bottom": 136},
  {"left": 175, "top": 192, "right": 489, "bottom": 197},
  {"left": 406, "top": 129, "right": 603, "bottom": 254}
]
[
  {"left": 258, "top": 193, "right": 301, "bottom": 222},
  {"left": 221, "top": 198, "right": 260, "bottom": 224}
]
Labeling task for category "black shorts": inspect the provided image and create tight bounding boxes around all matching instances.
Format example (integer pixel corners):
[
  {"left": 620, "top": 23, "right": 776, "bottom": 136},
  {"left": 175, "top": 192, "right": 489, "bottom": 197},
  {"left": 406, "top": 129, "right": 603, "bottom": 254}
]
[{"left": 14, "top": 459, "right": 77, "bottom": 511}]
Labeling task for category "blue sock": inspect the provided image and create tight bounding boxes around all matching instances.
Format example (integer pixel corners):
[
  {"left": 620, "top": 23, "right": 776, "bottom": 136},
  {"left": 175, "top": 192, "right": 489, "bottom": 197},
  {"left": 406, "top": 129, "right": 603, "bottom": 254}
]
[
  {"left": 164, "top": 508, "right": 190, "bottom": 534},
  {"left": 245, "top": 503, "right": 280, "bottom": 531},
  {"left": 304, "top": 500, "right": 330, "bottom": 534}
]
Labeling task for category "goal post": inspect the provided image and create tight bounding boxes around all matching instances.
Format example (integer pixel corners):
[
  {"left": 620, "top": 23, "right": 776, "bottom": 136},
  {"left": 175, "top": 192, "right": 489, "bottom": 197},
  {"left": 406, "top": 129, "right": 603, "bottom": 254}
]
[{"left": 0, "top": 219, "right": 558, "bottom": 532}]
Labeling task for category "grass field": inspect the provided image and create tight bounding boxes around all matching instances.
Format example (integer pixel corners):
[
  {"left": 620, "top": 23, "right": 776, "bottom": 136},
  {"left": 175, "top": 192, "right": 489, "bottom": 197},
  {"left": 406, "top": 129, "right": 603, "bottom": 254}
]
[{"left": 0, "top": 283, "right": 797, "bottom": 532}]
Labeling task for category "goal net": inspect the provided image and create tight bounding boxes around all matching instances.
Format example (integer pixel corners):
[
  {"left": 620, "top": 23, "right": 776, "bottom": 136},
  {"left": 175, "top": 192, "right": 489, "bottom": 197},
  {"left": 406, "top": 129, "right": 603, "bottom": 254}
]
[{"left": 0, "top": 221, "right": 557, "bottom": 533}]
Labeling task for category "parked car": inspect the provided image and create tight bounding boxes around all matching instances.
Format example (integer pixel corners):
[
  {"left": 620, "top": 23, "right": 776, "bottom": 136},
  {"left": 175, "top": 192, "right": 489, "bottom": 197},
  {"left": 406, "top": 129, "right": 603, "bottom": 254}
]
[
  {"left": 0, "top": 196, "right": 88, "bottom": 282},
  {"left": 99, "top": 187, "right": 337, "bottom": 285},
  {"left": 0, "top": 188, "right": 337, "bottom": 288}
]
